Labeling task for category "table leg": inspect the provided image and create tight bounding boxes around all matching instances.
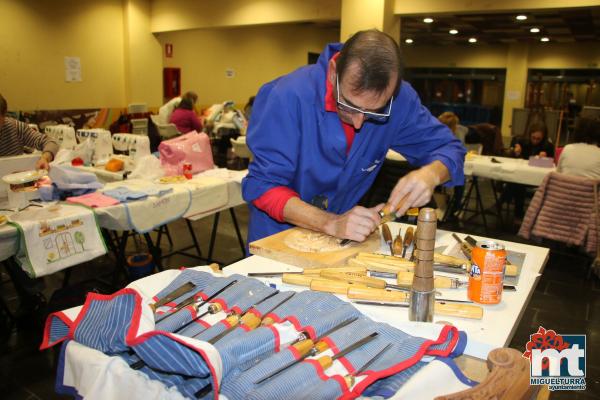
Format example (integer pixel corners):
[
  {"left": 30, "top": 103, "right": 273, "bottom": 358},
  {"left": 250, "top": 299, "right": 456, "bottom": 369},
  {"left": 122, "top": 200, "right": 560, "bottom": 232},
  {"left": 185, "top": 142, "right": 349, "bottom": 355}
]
[
  {"left": 473, "top": 177, "right": 489, "bottom": 233},
  {"left": 143, "top": 232, "right": 163, "bottom": 272},
  {"left": 229, "top": 208, "right": 246, "bottom": 257},
  {"left": 207, "top": 212, "right": 221, "bottom": 263}
]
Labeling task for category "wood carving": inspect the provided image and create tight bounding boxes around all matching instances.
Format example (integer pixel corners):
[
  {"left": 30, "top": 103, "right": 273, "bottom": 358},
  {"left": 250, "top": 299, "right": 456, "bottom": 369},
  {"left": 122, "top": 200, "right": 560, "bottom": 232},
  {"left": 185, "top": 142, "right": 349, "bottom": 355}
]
[
  {"left": 435, "top": 348, "right": 539, "bottom": 400},
  {"left": 283, "top": 230, "right": 345, "bottom": 253}
]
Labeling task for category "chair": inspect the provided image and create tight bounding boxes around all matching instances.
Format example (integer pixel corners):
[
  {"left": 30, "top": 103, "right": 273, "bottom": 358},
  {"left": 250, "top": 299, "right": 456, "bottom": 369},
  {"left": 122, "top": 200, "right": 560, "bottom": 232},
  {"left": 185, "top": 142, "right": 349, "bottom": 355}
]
[
  {"left": 150, "top": 114, "right": 180, "bottom": 140},
  {"left": 230, "top": 136, "right": 253, "bottom": 161},
  {"left": 519, "top": 172, "right": 599, "bottom": 272}
]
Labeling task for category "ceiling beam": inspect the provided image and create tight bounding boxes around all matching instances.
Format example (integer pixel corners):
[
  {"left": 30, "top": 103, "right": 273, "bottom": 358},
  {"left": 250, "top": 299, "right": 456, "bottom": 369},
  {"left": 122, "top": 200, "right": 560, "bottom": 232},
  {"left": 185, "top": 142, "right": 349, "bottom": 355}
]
[{"left": 394, "top": 0, "right": 600, "bottom": 15}]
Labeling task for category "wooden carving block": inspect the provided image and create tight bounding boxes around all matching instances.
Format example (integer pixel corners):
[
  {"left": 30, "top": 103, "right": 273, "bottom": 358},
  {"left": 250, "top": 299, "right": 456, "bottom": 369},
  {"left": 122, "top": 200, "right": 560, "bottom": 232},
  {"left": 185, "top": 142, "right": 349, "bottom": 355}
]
[{"left": 435, "top": 348, "right": 539, "bottom": 400}]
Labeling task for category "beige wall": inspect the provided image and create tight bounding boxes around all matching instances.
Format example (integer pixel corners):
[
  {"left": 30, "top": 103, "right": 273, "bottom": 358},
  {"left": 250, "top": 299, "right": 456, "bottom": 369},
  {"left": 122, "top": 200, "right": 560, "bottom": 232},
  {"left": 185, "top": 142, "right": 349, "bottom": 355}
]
[
  {"left": 157, "top": 24, "right": 340, "bottom": 107},
  {"left": 0, "top": 0, "right": 127, "bottom": 110}
]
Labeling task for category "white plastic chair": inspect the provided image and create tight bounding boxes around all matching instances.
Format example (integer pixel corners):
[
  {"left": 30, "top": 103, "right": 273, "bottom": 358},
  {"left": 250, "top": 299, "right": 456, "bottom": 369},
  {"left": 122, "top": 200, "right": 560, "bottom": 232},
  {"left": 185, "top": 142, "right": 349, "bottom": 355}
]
[
  {"left": 230, "top": 136, "right": 253, "bottom": 161},
  {"left": 150, "top": 114, "right": 180, "bottom": 140}
]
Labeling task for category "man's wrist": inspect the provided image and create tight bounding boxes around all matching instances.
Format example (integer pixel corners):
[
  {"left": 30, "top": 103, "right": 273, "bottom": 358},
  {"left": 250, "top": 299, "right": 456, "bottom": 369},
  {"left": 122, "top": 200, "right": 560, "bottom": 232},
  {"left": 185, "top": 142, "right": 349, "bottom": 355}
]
[{"left": 41, "top": 151, "right": 53, "bottom": 162}]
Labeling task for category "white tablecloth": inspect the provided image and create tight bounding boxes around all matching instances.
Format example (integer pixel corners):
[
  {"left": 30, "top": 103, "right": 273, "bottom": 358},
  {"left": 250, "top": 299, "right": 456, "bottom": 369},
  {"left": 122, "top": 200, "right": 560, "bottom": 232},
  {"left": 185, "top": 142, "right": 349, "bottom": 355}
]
[{"left": 464, "top": 155, "right": 554, "bottom": 186}]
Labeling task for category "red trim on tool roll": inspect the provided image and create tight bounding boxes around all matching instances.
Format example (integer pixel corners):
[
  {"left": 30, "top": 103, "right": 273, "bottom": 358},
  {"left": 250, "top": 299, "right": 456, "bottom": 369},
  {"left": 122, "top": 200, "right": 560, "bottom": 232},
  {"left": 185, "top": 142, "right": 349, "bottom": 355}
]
[
  {"left": 339, "top": 325, "right": 458, "bottom": 399},
  {"left": 220, "top": 319, "right": 233, "bottom": 329},
  {"left": 195, "top": 319, "right": 211, "bottom": 329},
  {"left": 265, "top": 325, "right": 281, "bottom": 352},
  {"left": 305, "top": 358, "right": 350, "bottom": 393},
  {"left": 288, "top": 343, "right": 303, "bottom": 360},
  {"left": 230, "top": 305, "right": 243, "bottom": 315},
  {"left": 245, "top": 308, "right": 262, "bottom": 318},
  {"left": 239, "top": 324, "right": 252, "bottom": 332},
  {"left": 285, "top": 316, "right": 317, "bottom": 340},
  {"left": 40, "top": 311, "right": 73, "bottom": 350}
]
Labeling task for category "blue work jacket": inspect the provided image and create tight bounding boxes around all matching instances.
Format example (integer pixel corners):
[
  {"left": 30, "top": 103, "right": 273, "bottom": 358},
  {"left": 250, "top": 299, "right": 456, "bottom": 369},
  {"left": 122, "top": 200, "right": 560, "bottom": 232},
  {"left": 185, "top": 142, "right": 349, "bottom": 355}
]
[{"left": 242, "top": 43, "right": 466, "bottom": 244}]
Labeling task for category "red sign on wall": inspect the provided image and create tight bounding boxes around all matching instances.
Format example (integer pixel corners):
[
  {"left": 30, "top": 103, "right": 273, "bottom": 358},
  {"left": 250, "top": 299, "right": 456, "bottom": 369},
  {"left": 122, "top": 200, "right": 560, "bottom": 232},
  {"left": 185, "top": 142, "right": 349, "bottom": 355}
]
[{"left": 165, "top": 43, "right": 173, "bottom": 58}]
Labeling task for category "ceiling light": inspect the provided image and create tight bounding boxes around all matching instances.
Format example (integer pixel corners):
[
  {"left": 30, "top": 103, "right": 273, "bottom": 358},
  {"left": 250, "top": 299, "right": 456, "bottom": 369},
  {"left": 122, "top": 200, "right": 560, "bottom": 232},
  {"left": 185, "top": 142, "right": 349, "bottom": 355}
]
[
  {"left": 405, "top": 38, "right": 414, "bottom": 44},
  {"left": 540, "top": 37, "right": 550, "bottom": 42},
  {"left": 449, "top": 29, "right": 459, "bottom": 35},
  {"left": 530, "top": 27, "right": 540, "bottom": 33},
  {"left": 516, "top": 15, "right": 527, "bottom": 21},
  {"left": 468, "top": 38, "right": 477, "bottom": 43},
  {"left": 423, "top": 18, "right": 434, "bottom": 23}
]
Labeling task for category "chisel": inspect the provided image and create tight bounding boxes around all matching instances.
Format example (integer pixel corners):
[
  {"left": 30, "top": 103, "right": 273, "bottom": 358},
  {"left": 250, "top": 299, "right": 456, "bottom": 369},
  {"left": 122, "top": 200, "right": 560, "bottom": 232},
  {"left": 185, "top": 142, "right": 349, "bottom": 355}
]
[
  {"left": 169, "top": 280, "right": 238, "bottom": 332},
  {"left": 396, "top": 271, "right": 466, "bottom": 289},
  {"left": 402, "top": 226, "right": 414, "bottom": 258},
  {"left": 340, "top": 204, "right": 400, "bottom": 246},
  {"left": 319, "top": 270, "right": 410, "bottom": 292},
  {"left": 392, "top": 228, "right": 403, "bottom": 257},
  {"left": 352, "top": 299, "right": 484, "bottom": 320},
  {"left": 248, "top": 266, "right": 367, "bottom": 278},
  {"left": 150, "top": 281, "right": 196, "bottom": 312},
  {"left": 282, "top": 273, "right": 367, "bottom": 294},
  {"left": 256, "top": 330, "right": 377, "bottom": 385},
  {"left": 254, "top": 316, "right": 359, "bottom": 384},
  {"left": 381, "top": 223, "right": 394, "bottom": 256},
  {"left": 208, "top": 291, "right": 295, "bottom": 344},
  {"left": 349, "top": 287, "right": 483, "bottom": 320},
  {"left": 344, "top": 343, "right": 392, "bottom": 387}
]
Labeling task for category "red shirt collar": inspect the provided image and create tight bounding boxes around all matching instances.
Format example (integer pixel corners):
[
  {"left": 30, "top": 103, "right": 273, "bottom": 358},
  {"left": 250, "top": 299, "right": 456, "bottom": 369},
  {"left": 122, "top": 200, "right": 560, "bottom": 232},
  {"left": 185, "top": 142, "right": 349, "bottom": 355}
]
[{"left": 324, "top": 52, "right": 340, "bottom": 112}]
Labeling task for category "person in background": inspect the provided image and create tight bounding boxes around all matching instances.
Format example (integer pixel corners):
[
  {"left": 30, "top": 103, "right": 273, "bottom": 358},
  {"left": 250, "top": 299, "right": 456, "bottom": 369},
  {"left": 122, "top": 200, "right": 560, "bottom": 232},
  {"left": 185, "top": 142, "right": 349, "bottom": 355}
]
[
  {"left": 557, "top": 117, "right": 600, "bottom": 179},
  {"left": 158, "top": 91, "right": 198, "bottom": 125},
  {"left": 438, "top": 112, "right": 465, "bottom": 222},
  {"left": 243, "top": 30, "right": 465, "bottom": 244},
  {"left": 501, "top": 122, "right": 555, "bottom": 221},
  {"left": 244, "top": 96, "right": 255, "bottom": 121},
  {"left": 0, "top": 94, "right": 58, "bottom": 170},
  {"left": 509, "top": 121, "right": 555, "bottom": 159},
  {"left": 169, "top": 96, "right": 203, "bottom": 134}
]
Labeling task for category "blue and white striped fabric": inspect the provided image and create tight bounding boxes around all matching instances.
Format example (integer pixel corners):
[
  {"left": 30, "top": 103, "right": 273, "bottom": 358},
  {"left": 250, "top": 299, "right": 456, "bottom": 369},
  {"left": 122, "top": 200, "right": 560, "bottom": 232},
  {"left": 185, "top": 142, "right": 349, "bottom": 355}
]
[
  {"left": 152, "top": 269, "right": 216, "bottom": 306},
  {"left": 212, "top": 277, "right": 276, "bottom": 313},
  {"left": 175, "top": 318, "right": 210, "bottom": 338},
  {"left": 73, "top": 291, "right": 137, "bottom": 354},
  {"left": 216, "top": 326, "right": 279, "bottom": 376},
  {"left": 298, "top": 377, "right": 345, "bottom": 400},
  {"left": 192, "top": 319, "right": 230, "bottom": 342},
  {"left": 251, "top": 291, "right": 295, "bottom": 317},
  {"left": 266, "top": 291, "right": 347, "bottom": 324},
  {"left": 155, "top": 306, "right": 197, "bottom": 333},
  {"left": 245, "top": 359, "right": 327, "bottom": 400},
  {"left": 41, "top": 313, "right": 71, "bottom": 349},
  {"left": 220, "top": 347, "right": 298, "bottom": 399},
  {"left": 132, "top": 333, "right": 211, "bottom": 378}
]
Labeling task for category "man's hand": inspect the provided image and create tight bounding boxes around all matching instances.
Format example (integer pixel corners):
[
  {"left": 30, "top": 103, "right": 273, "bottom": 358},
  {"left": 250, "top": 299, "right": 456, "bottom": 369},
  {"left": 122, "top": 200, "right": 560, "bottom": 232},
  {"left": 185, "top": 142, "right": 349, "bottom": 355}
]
[
  {"left": 35, "top": 152, "right": 52, "bottom": 171},
  {"left": 323, "top": 204, "right": 384, "bottom": 242},
  {"left": 514, "top": 143, "right": 522, "bottom": 157},
  {"left": 387, "top": 161, "right": 448, "bottom": 217}
]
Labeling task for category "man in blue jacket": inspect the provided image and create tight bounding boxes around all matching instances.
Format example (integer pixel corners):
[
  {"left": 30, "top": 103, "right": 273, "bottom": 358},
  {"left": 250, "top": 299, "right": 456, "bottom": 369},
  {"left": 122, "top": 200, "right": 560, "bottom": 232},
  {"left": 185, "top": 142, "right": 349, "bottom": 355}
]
[{"left": 242, "top": 30, "right": 465, "bottom": 244}]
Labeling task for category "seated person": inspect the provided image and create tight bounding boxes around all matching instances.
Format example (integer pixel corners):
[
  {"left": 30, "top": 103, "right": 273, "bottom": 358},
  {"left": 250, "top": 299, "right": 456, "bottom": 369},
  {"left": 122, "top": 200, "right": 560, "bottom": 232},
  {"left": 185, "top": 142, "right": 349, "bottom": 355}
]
[
  {"left": 158, "top": 91, "right": 198, "bottom": 125},
  {"left": 501, "top": 122, "right": 555, "bottom": 219},
  {"left": 557, "top": 117, "right": 600, "bottom": 179},
  {"left": 169, "top": 97, "right": 202, "bottom": 134},
  {"left": 509, "top": 121, "right": 555, "bottom": 159},
  {"left": 0, "top": 94, "right": 58, "bottom": 170}
]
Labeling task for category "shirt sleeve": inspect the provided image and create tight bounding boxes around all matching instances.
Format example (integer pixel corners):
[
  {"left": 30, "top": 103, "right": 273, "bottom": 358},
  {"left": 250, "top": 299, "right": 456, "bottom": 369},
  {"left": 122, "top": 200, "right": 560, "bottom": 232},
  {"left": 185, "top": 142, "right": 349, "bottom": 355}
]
[
  {"left": 16, "top": 121, "right": 58, "bottom": 157},
  {"left": 242, "top": 80, "right": 302, "bottom": 202},
  {"left": 390, "top": 84, "right": 466, "bottom": 187},
  {"left": 252, "top": 186, "right": 300, "bottom": 222}
]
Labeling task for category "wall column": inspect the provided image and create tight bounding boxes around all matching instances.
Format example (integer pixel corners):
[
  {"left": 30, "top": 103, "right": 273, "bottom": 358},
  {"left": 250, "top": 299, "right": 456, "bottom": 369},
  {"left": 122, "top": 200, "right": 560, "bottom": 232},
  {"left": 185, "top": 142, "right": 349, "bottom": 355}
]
[
  {"left": 123, "top": 0, "right": 163, "bottom": 108},
  {"left": 341, "top": 0, "right": 399, "bottom": 42},
  {"left": 501, "top": 43, "right": 529, "bottom": 139}
]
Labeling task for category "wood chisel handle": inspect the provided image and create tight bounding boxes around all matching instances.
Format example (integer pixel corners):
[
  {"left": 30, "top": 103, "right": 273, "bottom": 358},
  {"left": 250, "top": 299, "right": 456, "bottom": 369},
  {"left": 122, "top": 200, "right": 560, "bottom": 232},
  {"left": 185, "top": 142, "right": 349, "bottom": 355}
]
[
  {"left": 310, "top": 278, "right": 363, "bottom": 294},
  {"left": 433, "top": 253, "right": 471, "bottom": 269},
  {"left": 397, "top": 271, "right": 458, "bottom": 289},
  {"left": 347, "top": 286, "right": 409, "bottom": 302},
  {"left": 240, "top": 312, "right": 262, "bottom": 329},
  {"left": 224, "top": 313, "right": 240, "bottom": 326},
  {"left": 435, "top": 302, "right": 483, "bottom": 319},
  {"left": 320, "top": 271, "right": 387, "bottom": 289},
  {"left": 402, "top": 227, "right": 414, "bottom": 258},
  {"left": 393, "top": 235, "right": 403, "bottom": 256},
  {"left": 382, "top": 223, "right": 394, "bottom": 255},
  {"left": 302, "top": 266, "right": 367, "bottom": 276},
  {"left": 317, "top": 355, "right": 334, "bottom": 370},
  {"left": 282, "top": 273, "right": 314, "bottom": 287},
  {"left": 505, "top": 264, "right": 518, "bottom": 277},
  {"left": 292, "top": 339, "right": 316, "bottom": 356}
]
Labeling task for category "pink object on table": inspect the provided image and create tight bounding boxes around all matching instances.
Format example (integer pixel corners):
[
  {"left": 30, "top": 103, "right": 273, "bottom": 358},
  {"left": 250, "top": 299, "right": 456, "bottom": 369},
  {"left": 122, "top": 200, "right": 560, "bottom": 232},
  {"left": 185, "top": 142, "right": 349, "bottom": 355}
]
[
  {"left": 158, "top": 131, "right": 214, "bottom": 176},
  {"left": 528, "top": 156, "right": 555, "bottom": 168},
  {"left": 66, "top": 192, "right": 120, "bottom": 208}
]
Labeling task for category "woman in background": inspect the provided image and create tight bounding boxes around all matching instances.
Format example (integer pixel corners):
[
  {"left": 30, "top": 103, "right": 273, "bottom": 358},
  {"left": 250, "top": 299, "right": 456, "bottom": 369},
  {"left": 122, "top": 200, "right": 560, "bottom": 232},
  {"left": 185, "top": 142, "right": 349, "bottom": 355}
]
[
  {"left": 169, "top": 97, "right": 203, "bottom": 134},
  {"left": 557, "top": 117, "right": 600, "bottom": 179}
]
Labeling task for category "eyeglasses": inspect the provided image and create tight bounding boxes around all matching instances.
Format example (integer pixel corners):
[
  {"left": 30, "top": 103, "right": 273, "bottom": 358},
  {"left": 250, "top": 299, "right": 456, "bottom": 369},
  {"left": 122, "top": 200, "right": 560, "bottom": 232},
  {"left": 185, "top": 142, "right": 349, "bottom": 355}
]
[{"left": 336, "top": 74, "right": 393, "bottom": 122}]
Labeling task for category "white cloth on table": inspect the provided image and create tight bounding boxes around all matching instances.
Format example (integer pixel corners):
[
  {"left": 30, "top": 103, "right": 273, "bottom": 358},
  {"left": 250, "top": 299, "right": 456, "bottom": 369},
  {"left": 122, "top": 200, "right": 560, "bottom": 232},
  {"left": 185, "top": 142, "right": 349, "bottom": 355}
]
[
  {"left": 103, "top": 179, "right": 191, "bottom": 234},
  {"left": 183, "top": 176, "right": 229, "bottom": 218},
  {"left": 196, "top": 168, "right": 247, "bottom": 184},
  {"left": 10, "top": 203, "right": 106, "bottom": 278}
]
